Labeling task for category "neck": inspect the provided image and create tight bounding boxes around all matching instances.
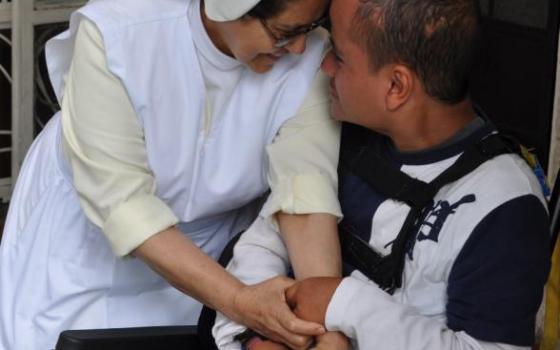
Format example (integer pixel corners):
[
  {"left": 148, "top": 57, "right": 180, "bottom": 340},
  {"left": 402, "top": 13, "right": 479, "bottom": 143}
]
[
  {"left": 389, "top": 99, "right": 476, "bottom": 152},
  {"left": 200, "top": 1, "right": 233, "bottom": 56}
]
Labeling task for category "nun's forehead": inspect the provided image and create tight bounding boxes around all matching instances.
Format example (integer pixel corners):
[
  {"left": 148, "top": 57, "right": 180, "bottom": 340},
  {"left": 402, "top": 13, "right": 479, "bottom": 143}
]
[{"left": 205, "top": 0, "right": 261, "bottom": 22}]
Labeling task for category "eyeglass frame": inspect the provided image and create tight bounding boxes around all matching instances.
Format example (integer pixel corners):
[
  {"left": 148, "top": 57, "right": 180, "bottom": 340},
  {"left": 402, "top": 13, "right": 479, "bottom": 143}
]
[{"left": 259, "top": 15, "right": 329, "bottom": 48}]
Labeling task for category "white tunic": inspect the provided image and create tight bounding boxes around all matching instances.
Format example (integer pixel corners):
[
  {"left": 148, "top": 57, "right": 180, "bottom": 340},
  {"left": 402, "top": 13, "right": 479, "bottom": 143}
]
[
  {"left": 59, "top": 8, "right": 341, "bottom": 256},
  {"left": 0, "top": 0, "right": 341, "bottom": 349}
]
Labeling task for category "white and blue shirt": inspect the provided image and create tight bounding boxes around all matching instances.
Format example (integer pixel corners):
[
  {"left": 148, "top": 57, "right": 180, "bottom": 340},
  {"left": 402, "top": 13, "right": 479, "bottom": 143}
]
[
  {"left": 329, "top": 119, "right": 550, "bottom": 349},
  {"left": 215, "top": 118, "right": 550, "bottom": 350}
]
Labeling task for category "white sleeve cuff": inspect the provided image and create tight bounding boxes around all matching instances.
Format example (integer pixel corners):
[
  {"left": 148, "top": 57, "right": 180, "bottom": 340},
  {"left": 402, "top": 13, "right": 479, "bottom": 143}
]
[
  {"left": 212, "top": 312, "right": 245, "bottom": 350},
  {"left": 325, "top": 276, "right": 389, "bottom": 337},
  {"left": 103, "top": 194, "right": 179, "bottom": 256}
]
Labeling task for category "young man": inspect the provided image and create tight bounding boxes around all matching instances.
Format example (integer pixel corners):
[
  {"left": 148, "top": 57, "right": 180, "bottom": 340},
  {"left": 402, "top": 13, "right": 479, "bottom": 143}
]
[
  {"left": 213, "top": 0, "right": 550, "bottom": 349},
  {"left": 285, "top": 0, "right": 550, "bottom": 349}
]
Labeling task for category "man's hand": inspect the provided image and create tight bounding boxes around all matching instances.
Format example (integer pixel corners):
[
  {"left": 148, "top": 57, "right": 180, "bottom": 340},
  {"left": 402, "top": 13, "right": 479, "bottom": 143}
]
[
  {"left": 285, "top": 277, "right": 343, "bottom": 325},
  {"left": 247, "top": 339, "right": 290, "bottom": 350},
  {"left": 245, "top": 331, "right": 348, "bottom": 350},
  {"left": 246, "top": 331, "right": 349, "bottom": 350},
  {"left": 231, "top": 276, "right": 325, "bottom": 350}
]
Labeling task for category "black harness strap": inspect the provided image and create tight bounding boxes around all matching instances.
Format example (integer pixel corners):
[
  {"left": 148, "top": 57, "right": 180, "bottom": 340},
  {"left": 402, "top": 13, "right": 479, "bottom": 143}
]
[
  {"left": 197, "top": 231, "right": 245, "bottom": 350},
  {"left": 338, "top": 123, "right": 519, "bottom": 293}
]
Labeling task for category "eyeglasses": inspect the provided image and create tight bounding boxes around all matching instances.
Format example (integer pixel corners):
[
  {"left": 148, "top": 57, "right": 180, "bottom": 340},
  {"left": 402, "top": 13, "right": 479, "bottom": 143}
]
[{"left": 259, "top": 15, "right": 329, "bottom": 48}]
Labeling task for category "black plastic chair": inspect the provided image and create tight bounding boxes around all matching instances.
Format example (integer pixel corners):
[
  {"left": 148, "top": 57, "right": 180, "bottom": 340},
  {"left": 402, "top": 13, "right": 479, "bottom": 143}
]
[{"left": 55, "top": 326, "right": 201, "bottom": 350}]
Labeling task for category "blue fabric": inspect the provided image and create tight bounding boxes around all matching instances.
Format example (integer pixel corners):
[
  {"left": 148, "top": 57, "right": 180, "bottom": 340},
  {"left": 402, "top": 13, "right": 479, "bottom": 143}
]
[
  {"left": 446, "top": 195, "right": 550, "bottom": 346},
  {"left": 338, "top": 120, "right": 550, "bottom": 346},
  {"left": 339, "top": 172, "right": 386, "bottom": 243}
]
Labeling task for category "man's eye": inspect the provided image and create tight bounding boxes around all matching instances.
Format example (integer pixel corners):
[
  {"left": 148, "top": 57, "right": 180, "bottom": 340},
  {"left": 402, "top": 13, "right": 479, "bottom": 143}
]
[{"left": 334, "top": 52, "right": 344, "bottom": 63}]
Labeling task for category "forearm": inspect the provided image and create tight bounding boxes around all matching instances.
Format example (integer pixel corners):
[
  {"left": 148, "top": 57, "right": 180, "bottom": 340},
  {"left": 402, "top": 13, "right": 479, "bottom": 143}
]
[
  {"left": 277, "top": 212, "right": 341, "bottom": 279},
  {"left": 266, "top": 73, "right": 342, "bottom": 282},
  {"left": 327, "top": 277, "right": 528, "bottom": 350},
  {"left": 133, "top": 226, "right": 243, "bottom": 319},
  {"left": 135, "top": 226, "right": 323, "bottom": 350}
]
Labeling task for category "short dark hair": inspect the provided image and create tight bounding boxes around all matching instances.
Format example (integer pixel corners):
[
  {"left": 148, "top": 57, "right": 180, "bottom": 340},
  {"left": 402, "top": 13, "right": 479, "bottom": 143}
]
[
  {"left": 350, "top": 0, "right": 480, "bottom": 104},
  {"left": 247, "top": 0, "right": 296, "bottom": 20}
]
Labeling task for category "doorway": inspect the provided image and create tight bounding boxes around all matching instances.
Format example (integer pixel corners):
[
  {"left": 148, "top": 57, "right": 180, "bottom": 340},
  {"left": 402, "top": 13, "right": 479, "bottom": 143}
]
[{"left": 470, "top": 0, "right": 560, "bottom": 171}]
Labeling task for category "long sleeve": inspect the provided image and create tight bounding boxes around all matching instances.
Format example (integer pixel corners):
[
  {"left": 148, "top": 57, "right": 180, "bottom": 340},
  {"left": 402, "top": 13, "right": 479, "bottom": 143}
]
[
  {"left": 261, "top": 71, "right": 342, "bottom": 227},
  {"left": 325, "top": 195, "right": 549, "bottom": 350},
  {"left": 213, "top": 217, "right": 291, "bottom": 349},
  {"left": 326, "top": 276, "right": 528, "bottom": 350},
  {"left": 60, "top": 19, "right": 178, "bottom": 256}
]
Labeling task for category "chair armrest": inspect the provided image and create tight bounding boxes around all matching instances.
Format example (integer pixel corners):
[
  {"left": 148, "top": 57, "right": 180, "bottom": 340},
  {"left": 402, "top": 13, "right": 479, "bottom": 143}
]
[{"left": 55, "top": 325, "right": 203, "bottom": 350}]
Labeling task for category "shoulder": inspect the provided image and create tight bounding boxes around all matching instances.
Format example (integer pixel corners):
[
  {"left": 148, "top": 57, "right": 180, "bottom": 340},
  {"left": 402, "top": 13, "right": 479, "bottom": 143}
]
[
  {"left": 448, "top": 152, "right": 546, "bottom": 214},
  {"left": 443, "top": 155, "right": 549, "bottom": 346},
  {"left": 424, "top": 150, "right": 548, "bottom": 274},
  {"left": 297, "top": 71, "right": 330, "bottom": 113},
  {"left": 79, "top": 0, "right": 189, "bottom": 32},
  {"left": 76, "top": 17, "right": 103, "bottom": 46},
  {"left": 454, "top": 151, "right": 549, "bottom": 252},
  {"left": 445, "top": 152, "right": 550, "bottom": 297}
]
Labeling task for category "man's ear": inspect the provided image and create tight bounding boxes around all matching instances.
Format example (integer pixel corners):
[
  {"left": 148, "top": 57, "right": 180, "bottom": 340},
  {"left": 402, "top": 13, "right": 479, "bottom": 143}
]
[{"left": 385, "top": 64, "right": 413, "bottom": 111}]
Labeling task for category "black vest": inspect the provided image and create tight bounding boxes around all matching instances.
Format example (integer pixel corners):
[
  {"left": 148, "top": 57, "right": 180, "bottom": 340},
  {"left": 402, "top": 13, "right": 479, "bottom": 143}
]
[{"left": 337, "top": 122, "right": 519, "bottom": 293}]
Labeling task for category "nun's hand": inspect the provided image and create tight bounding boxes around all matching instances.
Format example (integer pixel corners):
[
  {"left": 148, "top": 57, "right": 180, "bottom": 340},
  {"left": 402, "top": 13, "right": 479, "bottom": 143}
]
[{"left": 231, "top": 276, "right": 325, "bottom": 350}]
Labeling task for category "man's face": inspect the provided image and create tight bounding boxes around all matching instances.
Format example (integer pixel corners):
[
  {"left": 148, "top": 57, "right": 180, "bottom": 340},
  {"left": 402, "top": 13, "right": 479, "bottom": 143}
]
[{"left": 321, "top": 0, "right": 389, "bottom": 130}]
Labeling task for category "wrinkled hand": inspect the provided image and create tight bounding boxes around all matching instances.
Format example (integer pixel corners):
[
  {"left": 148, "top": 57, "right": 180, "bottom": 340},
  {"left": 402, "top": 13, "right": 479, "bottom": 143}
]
[
  {"left": 246, "top": 332, "right": 348, "bottom": 350},
  {"left": 232, "top": 276, "right": 325, "bottom": 350},
  {"left": 285, "top": 277, "right": 343, "bottom": 325},
  {"left": 312, "top": 331, "right": 349, "bottom": 350}
]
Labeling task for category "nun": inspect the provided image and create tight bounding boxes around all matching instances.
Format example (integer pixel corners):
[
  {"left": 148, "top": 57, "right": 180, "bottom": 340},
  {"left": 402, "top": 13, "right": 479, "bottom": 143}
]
[{"left": 0, "top": 0, "right": 342, "bottom": 349}]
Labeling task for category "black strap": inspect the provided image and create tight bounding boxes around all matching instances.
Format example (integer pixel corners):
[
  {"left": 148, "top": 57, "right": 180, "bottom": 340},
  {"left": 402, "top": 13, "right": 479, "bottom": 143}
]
[
  {"left": 338, "top": 123, "right": 519, "bottom": 293},
  {"left": 197, "top": 231, "right": 245, "bottom": 350},
  {"left": 346, "top": 140, "right": 438, "bottom": 208}
]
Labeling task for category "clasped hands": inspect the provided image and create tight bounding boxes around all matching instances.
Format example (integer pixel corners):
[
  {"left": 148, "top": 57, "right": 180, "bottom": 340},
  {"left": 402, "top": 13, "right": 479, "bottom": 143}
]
[{"left": 239, "top": 277, "right": 347, "bottom": 350}]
